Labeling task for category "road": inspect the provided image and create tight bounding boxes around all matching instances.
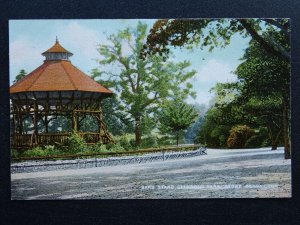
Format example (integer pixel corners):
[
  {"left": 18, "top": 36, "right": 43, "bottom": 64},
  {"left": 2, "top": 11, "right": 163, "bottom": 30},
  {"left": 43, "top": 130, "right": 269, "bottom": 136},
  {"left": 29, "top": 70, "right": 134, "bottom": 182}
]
[{"left": 11, "top": 147, "right": 291, "bottom": 199}]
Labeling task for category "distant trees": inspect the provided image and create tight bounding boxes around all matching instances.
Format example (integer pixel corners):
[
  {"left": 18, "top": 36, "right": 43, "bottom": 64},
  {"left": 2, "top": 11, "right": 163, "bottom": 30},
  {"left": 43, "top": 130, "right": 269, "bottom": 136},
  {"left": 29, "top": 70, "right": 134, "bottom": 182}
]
[
  {"left": 185, "top": 104, "right": 206, "bottom": 142},
  {"left": 13, "top": 69, "right": 27, "bottom": 83}
]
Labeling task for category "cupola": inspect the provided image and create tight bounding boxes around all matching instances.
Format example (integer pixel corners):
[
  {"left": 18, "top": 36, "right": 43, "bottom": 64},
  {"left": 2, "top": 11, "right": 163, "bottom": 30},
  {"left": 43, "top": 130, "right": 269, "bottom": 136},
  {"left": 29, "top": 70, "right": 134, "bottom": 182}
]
[{"left": 41, "top": 37, "right": 73, "bottom": 61}]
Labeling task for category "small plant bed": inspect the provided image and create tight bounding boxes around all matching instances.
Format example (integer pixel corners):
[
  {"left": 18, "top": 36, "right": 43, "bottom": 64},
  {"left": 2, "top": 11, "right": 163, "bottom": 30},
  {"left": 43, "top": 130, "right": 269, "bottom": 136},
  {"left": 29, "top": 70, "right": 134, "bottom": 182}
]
[{"left": 12, "top": 144, "right": 205, "bottom": 162}]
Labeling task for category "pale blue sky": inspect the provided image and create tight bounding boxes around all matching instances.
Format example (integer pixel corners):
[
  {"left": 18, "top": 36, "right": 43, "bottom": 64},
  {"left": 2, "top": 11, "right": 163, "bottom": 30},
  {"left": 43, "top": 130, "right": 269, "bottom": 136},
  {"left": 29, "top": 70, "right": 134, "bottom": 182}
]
[{"left": 9, "top": 19, "right": 251, "bottom": 105}]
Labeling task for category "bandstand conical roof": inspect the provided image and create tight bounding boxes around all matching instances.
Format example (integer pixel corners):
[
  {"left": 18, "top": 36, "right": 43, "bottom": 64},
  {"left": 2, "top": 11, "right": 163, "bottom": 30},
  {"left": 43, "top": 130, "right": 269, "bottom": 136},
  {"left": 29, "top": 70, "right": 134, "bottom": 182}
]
[
  {"left": 10, "top": 39, "right": 113, "bottom": 95},
  {"left": 41, "top": 38, "right": 73, "bottom": 55}
]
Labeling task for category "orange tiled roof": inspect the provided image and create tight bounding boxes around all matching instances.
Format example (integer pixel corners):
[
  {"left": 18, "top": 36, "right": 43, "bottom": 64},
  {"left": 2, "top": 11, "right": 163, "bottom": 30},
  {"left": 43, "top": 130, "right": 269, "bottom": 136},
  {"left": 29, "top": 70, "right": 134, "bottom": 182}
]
[
  {"left": 42, "top": 41, "right": 72, "bottom": 55},
  {"left": 10, "top": 60, "right": 113, "bottom": 94}
]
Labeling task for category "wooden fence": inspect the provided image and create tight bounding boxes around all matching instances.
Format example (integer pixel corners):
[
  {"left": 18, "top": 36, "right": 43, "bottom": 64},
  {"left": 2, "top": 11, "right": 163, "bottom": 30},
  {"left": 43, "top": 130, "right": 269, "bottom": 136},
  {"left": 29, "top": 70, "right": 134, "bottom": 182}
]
[{"left": 11, "top": 132, "right": 104, "bottom": 148}]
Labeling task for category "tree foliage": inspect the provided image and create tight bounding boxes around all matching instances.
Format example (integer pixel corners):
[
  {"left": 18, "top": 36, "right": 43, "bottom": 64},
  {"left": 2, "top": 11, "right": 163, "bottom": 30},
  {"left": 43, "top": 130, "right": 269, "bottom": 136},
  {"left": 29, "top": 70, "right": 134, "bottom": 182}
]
[
  {"left": 94, "top": 22, "right": 197, "bottom": 146},
  {"left": 143, "top": 19, "right": 290, "bottom": 62},
  {"left": 158, "top": 99, "right": 198, "bottom": 146},
  {"left": 235, "top": 30, "right": 290, "bottom": 155},
  {"left": 227, "top": 125, "right": 255, "bottom": 149},
  {"left": 14, "top": 69, "right": 27, "bottom": 83},
  {"left": 196, "top": 29, "right": 290, "bottom": 155}
]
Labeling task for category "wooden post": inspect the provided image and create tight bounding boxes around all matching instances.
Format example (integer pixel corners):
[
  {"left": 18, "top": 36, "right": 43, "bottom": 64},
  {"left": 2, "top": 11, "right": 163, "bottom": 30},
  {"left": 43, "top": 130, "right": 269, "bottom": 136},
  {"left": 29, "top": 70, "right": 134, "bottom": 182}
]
[
  {"left": 76, "top": 115, "right": 80, "bottom": 131},
  {"left": 33, "top": 102, "right": 38, "bottom": 145},
  {"left": 18, "top": 114, "right": 23, "bottom": 135},
  {"left": 12, "top": 113, "right": 17, "bottom": 134},
  {"left": 33, "top": 102, "right": 38, "bottom": 135},
  {"left": 98, "top": 112, "right": 102, "bottom": 143},
  {"left": 72, "top": 110, "right": 78, "bottom": 132}
]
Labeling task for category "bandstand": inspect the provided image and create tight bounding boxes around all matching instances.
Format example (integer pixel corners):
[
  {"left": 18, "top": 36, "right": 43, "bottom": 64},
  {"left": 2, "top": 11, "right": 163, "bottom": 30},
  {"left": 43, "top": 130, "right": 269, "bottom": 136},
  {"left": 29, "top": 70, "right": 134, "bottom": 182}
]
[{"left": 10, "top": 38, "right": 114, "bottom": 149}]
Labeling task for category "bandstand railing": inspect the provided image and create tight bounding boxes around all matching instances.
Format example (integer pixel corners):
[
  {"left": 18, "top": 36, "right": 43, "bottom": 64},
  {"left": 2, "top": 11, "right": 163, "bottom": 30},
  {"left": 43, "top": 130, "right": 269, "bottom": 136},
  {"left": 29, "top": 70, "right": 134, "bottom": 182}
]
[{"left": 11, "top": 132, "right": 109, "bottom": 149}]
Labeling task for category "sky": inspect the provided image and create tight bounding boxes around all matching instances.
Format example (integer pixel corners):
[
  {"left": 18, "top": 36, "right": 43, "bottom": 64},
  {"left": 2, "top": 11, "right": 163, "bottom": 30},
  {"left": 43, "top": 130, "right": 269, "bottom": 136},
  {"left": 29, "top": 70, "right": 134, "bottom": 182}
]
[{"left": 9, "top": 19, "right": 251, "bottom": 106}]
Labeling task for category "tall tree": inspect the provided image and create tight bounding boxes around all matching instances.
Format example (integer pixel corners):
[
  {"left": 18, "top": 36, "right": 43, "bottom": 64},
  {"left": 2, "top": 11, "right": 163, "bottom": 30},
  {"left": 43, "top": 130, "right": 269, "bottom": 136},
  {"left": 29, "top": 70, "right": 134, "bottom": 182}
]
[
  {"left": 91, "top": 68, "right": 135, "bottom": 135},
  {"left": 235, "top": 31, "right": 290, "bottom": 157},
  {"left": 158, "top": 99, "right": 199, "bottom": 146},
  {"left": 94, "top": 22, "right": 197, "bottom": 146}
]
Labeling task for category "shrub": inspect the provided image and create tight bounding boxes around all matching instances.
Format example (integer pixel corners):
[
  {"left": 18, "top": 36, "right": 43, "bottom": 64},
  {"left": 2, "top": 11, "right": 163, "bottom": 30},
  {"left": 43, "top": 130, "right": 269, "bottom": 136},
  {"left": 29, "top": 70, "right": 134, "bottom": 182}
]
[
  {"left": 245, "top": 135, "right": 259, "bottom": 148},
  {"left": 118, "top": 135, "right": 134, "bottom": 151},
  {"left": 21, "top": 146, "right": 47, "bottom": 157},
  {"left": 227, "top": 125, "right": 255, "bottom": 149},
  {"left": 261, "top": 138, "right": 271, "bottom": 147},
  {"left": 43, "top": 145, "right": 62, "bottom": 155},
  {"left": 129, "top": 139, "right": 136, "bottom": 148},
  {"left": 18, "top": 145, "right": 63, "bottom": 158},
  {"left": 89, "top": 142, "right": 108, "bottom": 153},
  {"left": 141, "top": 135, "right": 158, "bottom": 148},
  {"left": 244, "top": 134, "right": 267, "bottom": 148},
  {"left": 67, "top": 132, "right": 87, "bottom": 153},
  {"left": 157, "top": 136, "right": 174, "bottom": 146},
  {"left": 106, "top": 142, "right": 125, "bottom": 152},
  {"left": 11, "top": 149, "right": 20, "bottom": 158}
]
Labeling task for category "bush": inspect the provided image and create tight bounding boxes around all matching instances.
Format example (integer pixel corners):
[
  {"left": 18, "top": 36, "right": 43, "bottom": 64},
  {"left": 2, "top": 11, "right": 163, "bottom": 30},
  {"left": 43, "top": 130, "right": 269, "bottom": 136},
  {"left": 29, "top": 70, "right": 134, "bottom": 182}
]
[
  {"left": 118, "top": 135, "right": 134, "bottom": 151},
  {"left": 244, "top": 135, "right": 260, "bottom": 148},
  {"left": 129, "top": 139, "right": 136, "bottom": 148},
  {"left": 89, "top": 142, "right": 109, "bottom": 153},
  {"left": 261, "top": 138, "right": 271, "bottom": 147},
  {"left": 67, "top": 132, "right": 87, "bottom": 153},
  {"left": 244, "top": 127, "right": 272, "bottom": 148},
  {"left": 141, "top": 135, "right": 158, "bottom": 148},
  {"left": 157, "top": 136, "right": 174, "bottom": 146},
  {"left": 44, "top": 145, "right": 58, "bottom": 152},
  {"left": 227, "top": 125, "right": 255, "bottom": 149},
  {"left": 11, "top": 149, "right": 20, "bottom": 158},
  {"left": 21, "top": 146, "right": 47, "bottom": 157},
  {"left": 18, "top": 145, "right": 62, "bottom": 158},
  {"left": 106, "top": 142, "right": 125, "bottom": 152},
  {"left": 244, "top": 134, "right": 267, "bottom": 148}
]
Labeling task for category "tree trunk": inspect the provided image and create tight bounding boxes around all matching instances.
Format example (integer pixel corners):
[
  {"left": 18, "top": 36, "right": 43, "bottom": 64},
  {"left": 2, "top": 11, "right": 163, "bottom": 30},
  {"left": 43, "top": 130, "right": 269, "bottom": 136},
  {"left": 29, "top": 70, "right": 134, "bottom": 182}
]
[
  {"left": 72, "top": 111, "right": 78, "bottom": 132},
  {"left": 176, "top": 131, "right": 179, "bottom": 146},
  {"left": 267, "top": 123, "right": 276, "bottom": 150},
  {"left": 283, "top": 100, "right": 291, "bottom": 159},
  {"left": 271, "top": 142, "right": 277, "bottom": 150},
  {"left": 267, "top": 119, "right": 282, "bottom": 151},
  {"left": 271, "top": 129, "right": 282, "bottom": 150},
  {"left": 135, "top": 117, "right": 142, "bottom": 146}
]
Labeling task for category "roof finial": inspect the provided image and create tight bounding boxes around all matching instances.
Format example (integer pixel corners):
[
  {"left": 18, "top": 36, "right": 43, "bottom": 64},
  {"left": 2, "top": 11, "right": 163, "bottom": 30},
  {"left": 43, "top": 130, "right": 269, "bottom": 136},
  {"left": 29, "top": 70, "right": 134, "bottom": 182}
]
[{"left": 56, "top": 36, "right": 59, "bottom": 43}]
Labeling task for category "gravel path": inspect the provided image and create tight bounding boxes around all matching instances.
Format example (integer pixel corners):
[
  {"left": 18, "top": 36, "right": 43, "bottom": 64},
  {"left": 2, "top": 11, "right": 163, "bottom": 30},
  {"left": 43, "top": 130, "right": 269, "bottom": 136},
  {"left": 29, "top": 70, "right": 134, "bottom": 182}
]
[{"left": 11, "top": 147, "right": 291, "bottom": 199}]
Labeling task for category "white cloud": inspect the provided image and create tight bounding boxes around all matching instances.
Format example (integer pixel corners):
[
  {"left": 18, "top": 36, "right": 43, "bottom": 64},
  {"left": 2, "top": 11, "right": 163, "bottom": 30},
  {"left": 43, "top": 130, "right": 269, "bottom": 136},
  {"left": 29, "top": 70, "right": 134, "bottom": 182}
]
[
  {"left": 195, "top": 59, "right": 236, "bottom": 84},
  {"left": 9, "top": 36, "right": 45, "bottom": 83},
  {"left": 188, "top": 59, "right": 237, "bottom": 105},
  {"left": 10, "top": 36, "right": 42, "bottom": 68},
  {"left": 60, "top": 21, "right": 108, "bottom": 59}
]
